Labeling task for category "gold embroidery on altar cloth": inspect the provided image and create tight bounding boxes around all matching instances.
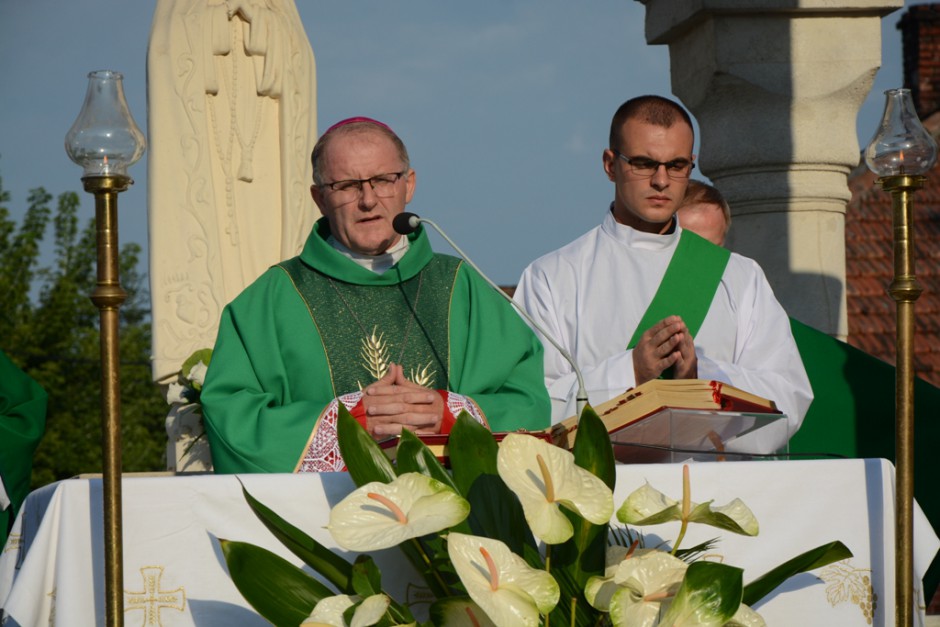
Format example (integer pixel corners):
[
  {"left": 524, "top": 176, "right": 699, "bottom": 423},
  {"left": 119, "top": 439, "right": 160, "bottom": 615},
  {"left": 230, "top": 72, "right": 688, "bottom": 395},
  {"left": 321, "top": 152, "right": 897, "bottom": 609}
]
[
  {"left": 47, "top": 587, "right": 56, "bottom": 627},
  {"left": 124, "top": 566, "right": 187, "bottom": 626},
  {"left": 819, "top": 559, "right": 877, "bottom": 624}
]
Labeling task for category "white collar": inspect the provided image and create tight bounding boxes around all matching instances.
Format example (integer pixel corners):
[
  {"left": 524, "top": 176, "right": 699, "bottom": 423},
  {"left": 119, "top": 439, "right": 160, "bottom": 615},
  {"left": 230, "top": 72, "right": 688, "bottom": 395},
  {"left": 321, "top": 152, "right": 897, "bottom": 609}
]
[
  {"left": 328, "top": 234, "right": 410, "bottom": 274},
  {"left": 600, "top": 205, "right": 680, "bottom": 251}
]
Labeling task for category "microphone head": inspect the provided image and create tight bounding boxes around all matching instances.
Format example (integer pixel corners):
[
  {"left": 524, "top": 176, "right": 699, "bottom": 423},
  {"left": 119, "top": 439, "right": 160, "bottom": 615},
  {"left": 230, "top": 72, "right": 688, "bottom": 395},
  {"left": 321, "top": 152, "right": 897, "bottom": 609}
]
[{"left": 393, "top": 212, "right": 421, "bottom": 235}]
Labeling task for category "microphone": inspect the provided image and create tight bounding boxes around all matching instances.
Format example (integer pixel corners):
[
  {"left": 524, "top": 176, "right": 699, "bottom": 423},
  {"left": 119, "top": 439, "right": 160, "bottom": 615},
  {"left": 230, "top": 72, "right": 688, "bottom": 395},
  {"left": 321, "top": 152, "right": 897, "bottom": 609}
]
[{"left": 394, "top": 212, "right": 588, "bottom": 418}]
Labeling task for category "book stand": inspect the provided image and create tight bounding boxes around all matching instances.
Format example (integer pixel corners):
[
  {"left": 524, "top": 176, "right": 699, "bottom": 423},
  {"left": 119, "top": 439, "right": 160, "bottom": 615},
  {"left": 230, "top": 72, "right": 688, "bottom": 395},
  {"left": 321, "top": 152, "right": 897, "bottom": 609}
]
[{"left": 609, "top": 408, "right": 789, "bottom": 464}]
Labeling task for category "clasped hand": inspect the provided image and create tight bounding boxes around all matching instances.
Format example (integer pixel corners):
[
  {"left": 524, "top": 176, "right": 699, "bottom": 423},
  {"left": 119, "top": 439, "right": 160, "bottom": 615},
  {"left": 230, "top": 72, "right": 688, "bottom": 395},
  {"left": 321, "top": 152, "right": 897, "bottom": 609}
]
[
  {"left": 632, "top": 315, "right": 698, "bottom": 385},
  {"left": 361, "top": 363, "right": 444, "bottom": 437}
]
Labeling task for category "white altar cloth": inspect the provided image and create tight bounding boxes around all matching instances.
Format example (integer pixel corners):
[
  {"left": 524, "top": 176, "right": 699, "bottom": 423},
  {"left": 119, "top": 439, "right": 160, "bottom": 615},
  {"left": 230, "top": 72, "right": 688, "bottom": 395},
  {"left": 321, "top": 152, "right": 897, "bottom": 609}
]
[{"left": 0, "top": 459, "right": 937, "bottom": 626}]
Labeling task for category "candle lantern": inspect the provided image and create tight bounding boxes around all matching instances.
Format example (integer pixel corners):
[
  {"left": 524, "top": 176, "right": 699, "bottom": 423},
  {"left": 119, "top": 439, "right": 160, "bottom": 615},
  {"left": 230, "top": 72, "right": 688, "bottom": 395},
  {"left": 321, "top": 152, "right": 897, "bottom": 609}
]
[
  {"left": 65, "top": 69, "right": 146, "bottom": 627},
  {"left": 864, "top": 87, "right": 937, "bottom": 627}
]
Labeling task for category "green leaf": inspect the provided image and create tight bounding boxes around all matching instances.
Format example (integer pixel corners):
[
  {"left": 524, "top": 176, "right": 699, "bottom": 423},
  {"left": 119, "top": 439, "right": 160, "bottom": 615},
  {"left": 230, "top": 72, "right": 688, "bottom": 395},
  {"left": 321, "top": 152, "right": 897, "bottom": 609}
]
[
  {"left": 337, "top": 403, "right": 397, "bottom": 486},
  {"left": 742, "top": 540, "right": 853, "bottom": 606},
  {"left": 241, "top": 482, "right": 352, "bottom": 593},
  {"left": 351, "top": 555, "right": 383, "bottom": 597},
  {"left": 220, "top": 539, "right": 327, "bottom": 627},
  {"left": 661, "top": 561, "right": 743, "bottom": 627},
  {"left": 448, "top": 412, "right": 499, "bottom": 495},
  {"left": 181, "top": 348, "right": 212, "bottom": 378},
  {"left": 570, "top": 405, "right": 616, "bottom": 490},
  {"left": 349, "top": 556, "right": 415, "bottom": 625},
  {"left": 396, "top": 429, "right": 457, "bottom": 490}
]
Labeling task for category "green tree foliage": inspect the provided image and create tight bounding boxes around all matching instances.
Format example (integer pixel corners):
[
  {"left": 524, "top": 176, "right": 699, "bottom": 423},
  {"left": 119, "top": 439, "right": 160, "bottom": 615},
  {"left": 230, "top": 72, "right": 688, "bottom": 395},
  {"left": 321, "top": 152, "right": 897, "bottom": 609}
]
[{"left": 0, "top": 173, "right": 167, "bottom": 487}]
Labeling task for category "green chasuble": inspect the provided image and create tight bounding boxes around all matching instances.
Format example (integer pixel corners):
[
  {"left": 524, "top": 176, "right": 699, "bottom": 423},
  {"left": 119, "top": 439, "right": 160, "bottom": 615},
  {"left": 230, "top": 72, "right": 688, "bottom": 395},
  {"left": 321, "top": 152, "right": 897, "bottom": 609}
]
[
  {"left": 202, "top": 218, "right": 551, "bottom": 474},
  {"left": 0, "top": 349, "right": 47, "bottom": 545}
]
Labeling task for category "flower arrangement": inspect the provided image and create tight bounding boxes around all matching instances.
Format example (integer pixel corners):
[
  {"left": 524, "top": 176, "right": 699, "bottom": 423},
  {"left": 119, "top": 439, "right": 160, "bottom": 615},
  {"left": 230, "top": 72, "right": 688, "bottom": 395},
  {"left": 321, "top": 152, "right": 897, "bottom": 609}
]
[
  {"left": 220, "top": 407, "right": 851, "bottom": 626},
  {"left": 165, "top": 348, "right": 213, "bottom": 409}
]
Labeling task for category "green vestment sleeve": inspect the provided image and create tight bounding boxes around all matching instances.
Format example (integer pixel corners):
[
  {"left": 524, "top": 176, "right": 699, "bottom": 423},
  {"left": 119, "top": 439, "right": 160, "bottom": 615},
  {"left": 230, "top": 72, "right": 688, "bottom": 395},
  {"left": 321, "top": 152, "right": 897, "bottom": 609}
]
[
  {"left": 201, "top": 232, "right": 551, "bottom": 474},
  {"left": 448, "top": 263, "right": 550, "bottom": 432},
  {"left": 201, "top": 268, "right": 337, "bottom": 474},
  {"left": 0, "top": 349, "right": 47, "bottom": 544}
]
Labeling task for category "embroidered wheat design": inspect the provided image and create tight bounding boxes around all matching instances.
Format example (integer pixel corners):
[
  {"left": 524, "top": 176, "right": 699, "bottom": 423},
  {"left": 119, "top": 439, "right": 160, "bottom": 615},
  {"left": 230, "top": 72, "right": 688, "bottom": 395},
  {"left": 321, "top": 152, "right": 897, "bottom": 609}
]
[
  {"left": 409, "top": 363, "right": 436, "bottom": 388},
  {"left": 360, "top": 327, "right": 390, "bottom": 382}
]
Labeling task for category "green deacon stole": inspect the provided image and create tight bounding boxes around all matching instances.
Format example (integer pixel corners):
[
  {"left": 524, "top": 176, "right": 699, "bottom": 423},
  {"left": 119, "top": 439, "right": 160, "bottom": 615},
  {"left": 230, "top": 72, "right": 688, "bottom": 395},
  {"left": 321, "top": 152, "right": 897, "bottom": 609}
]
[
  {"left": 626, "top": 229, "right": 731, "bottom": 349},
  {"left": 279, "top": 256, "right": 461, "bottom": 395}
]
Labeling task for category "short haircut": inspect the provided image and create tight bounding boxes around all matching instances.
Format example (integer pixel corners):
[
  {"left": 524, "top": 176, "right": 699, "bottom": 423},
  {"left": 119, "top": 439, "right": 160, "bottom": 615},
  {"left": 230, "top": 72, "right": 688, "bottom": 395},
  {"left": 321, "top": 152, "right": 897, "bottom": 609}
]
[
  {"left": 609, "top": 95, "right": 694, "bottom": 150},
  {"left": 311, "top": 120, "right": 411, "bottom": 185},
  {"left": 679, "top": 179, "right": 732, "bottom": 225}
]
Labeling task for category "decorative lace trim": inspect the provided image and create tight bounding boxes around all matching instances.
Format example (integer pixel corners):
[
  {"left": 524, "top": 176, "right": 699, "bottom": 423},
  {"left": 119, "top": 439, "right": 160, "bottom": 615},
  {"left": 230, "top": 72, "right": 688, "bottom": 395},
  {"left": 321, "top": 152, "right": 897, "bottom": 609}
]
[
  {"left": 444, "top": 391, "right": 488, "bottom": 428},
  {"left": 297, "top": 392, "right": 363, "bottom": 473}
]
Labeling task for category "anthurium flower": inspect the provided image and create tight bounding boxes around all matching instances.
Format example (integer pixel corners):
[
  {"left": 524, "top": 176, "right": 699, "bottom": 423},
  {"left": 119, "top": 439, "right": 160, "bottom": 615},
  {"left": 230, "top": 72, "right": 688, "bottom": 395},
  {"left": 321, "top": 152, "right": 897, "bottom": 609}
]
[
  {"left": 496, "top": 433, "right": 613, "bottom": 544},
  {"left": 430, "top": 597, "right": 498, "bottom": 627},
  {"left": 584, "top": 549, "right": 687, "bottom": 627},
  {"left": 328, "top": 472, "right": 470, "bottom": 551},
  {"left": 726, "top": 603, "right": 767, "bottom": 626},
  {"left": 617, "top": 482, "right": 759, "bottom": 536},
  {"left": 447, "top": 532, "right": 559, "bottom": 627},
  {"left": 300, "top": 593, "right": 391, "bottom": 627}
]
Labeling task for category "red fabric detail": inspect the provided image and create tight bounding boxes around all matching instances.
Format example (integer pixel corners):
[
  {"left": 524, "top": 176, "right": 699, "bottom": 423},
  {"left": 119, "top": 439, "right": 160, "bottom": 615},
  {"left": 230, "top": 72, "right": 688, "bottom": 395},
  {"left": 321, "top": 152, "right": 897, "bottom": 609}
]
[
  {"left": 438, "top": 389, "right": 456, "bottom": 434},
  {"left": 349, "top": 397, "right": 368, "bottom": 431}
]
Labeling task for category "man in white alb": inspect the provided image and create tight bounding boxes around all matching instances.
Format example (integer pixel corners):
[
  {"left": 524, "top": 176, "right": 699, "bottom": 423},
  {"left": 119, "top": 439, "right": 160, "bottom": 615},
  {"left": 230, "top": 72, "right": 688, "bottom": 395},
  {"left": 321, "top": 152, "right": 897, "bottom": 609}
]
[{"left": 514, "top": 95, "right": 812, "bottom": 438}]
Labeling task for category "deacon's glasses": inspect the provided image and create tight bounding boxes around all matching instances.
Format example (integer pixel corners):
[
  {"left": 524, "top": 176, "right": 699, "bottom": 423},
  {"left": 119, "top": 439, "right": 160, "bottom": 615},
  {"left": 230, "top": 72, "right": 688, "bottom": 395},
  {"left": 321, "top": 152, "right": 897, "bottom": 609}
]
[{"left": 612, "top": 150, "right": 695, "bottom": 179}]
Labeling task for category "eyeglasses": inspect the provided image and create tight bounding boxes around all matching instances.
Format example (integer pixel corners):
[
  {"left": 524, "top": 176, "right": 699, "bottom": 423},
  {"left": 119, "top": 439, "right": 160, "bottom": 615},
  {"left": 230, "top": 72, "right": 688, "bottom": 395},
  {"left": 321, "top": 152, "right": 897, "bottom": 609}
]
[
  {"left": 321, "top": 172, "right": 406, "bottom": 198},
  {"left": 612, "top": 151, "right": 694, "bottom": 179}
]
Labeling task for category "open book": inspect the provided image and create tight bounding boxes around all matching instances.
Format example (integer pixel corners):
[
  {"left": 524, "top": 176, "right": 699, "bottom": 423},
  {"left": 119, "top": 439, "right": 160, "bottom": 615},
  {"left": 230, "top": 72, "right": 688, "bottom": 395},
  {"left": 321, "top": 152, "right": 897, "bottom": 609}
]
[{"left": 551, "top": 379, "right": 780, "bottom": 449}]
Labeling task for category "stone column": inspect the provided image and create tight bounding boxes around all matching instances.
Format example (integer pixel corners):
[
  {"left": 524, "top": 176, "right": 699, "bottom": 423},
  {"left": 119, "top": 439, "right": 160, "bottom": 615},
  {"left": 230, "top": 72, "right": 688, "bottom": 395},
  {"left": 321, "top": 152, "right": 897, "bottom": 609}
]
[{"left": 638, "top": 0, "right": 902, "bottom": 338}]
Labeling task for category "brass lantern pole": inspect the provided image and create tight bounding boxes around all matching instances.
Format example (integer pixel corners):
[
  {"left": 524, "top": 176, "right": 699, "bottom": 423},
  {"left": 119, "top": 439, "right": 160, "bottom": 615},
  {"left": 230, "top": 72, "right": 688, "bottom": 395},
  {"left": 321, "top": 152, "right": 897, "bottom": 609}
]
[
  {"left": 880, "top": 174, "right": 924, "bottom": 627},
  {"left": 864, "top": 87, "right": 937, "bottom": 627},
  {"left": 66, "top": 70, "right": 146, "bottom": 627}
]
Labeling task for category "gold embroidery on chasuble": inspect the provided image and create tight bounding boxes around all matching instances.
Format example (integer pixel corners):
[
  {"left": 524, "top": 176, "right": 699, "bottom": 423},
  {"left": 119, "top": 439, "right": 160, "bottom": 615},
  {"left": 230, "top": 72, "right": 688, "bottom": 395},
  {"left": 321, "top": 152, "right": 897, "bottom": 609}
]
[
  {"left": 124, "top": 566, "right": 187, "bottom": 626},
  {"left": 279, "top": 256, "right": 459, "bottom": 395}
]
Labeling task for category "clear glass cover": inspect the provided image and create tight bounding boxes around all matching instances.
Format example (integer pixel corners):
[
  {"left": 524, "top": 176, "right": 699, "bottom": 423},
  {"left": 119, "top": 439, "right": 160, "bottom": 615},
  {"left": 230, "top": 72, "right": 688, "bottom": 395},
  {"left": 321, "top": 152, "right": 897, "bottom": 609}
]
[
  {"left": 864, "top": 88, "right": 938, "bottom": 176},
  {"left": 65, "top": 70, "right": 146, "bottom": 177}
]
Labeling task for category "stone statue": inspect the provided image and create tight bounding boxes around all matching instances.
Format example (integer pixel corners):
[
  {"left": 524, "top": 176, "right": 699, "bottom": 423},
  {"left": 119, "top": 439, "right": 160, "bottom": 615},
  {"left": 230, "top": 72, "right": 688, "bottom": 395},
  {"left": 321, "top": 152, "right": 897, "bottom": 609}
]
[
  {"left": 147, "top": 0, "right": 318, "bottom": 384},
  {"left": 147, "top": 0, "right": 318, "bottom": 470}
]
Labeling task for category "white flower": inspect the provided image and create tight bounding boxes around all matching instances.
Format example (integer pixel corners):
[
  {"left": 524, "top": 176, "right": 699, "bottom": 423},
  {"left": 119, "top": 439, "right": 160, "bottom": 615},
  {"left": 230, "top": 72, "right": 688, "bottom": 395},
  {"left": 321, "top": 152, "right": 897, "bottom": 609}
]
[
  {"left": 496, "top": 433, "right": 613, "bottom": 544},
  {"left": 617, "top": 482, "right": 759, "bottom": 537},
  {"left": 165, "top": 381, "right": 187, "bottom": 405},
  {"left": 300, "top": 594, "right": 391, "bottom": 627},
  {"left": 447, "top": 533, "right": 559, "bottom": 627},
  {"left": 585, "top": 549, "right": 688, "bottom": 627},
  {"left": 328, "top": 472, "right": 470, "bottom": 552},
  {"left": 188, "top": 360, "right": 208, "bottom": 387}
]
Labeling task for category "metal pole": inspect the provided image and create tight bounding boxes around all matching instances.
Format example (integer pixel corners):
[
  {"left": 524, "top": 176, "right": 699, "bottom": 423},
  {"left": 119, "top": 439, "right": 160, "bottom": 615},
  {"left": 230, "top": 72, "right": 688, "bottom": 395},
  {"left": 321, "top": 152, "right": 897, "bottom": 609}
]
[
  {"left": 83, "top": 174, "right": 130, "bottom": 627},
  {"left": 879, "top": 174, "right": 924, "bottom": 627}
]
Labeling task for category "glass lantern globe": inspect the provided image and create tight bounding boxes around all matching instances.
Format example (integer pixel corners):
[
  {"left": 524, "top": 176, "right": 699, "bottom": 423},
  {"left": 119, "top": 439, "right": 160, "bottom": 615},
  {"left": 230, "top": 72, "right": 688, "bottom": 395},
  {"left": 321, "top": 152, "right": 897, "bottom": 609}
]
[
  {"left": 864, "top": 88, "right": 938, "bottom": 177},
  {"left": 65, "top": 70, "right": 146, "bottom": 177}
]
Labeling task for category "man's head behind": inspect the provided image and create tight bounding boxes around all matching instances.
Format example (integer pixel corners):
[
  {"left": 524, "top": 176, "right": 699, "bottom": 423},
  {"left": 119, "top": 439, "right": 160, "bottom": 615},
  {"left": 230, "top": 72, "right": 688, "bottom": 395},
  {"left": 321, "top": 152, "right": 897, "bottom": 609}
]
[
  {"left": 603, "top": 95, "right": 695, "bottom": 234},
  {"left": 310, "top": 118, "right": 416, "bottom": 256},
  {"left": 676, "top": 179, "right": 731, "bottom": 246}
]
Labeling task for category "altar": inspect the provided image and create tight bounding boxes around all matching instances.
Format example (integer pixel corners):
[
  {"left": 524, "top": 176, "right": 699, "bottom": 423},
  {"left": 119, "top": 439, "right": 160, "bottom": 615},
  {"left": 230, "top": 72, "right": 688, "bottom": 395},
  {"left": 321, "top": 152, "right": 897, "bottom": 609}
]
[{"left": 1, "top": 459, "right": 937, "bottom": 626}]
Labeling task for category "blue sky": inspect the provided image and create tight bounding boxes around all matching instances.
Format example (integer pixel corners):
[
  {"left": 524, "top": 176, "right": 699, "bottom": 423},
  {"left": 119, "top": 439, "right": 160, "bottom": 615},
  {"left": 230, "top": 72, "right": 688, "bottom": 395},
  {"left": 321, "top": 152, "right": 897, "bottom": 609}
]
[{"left": 0, "top": 1, "right": 915, "bottom": 285}]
